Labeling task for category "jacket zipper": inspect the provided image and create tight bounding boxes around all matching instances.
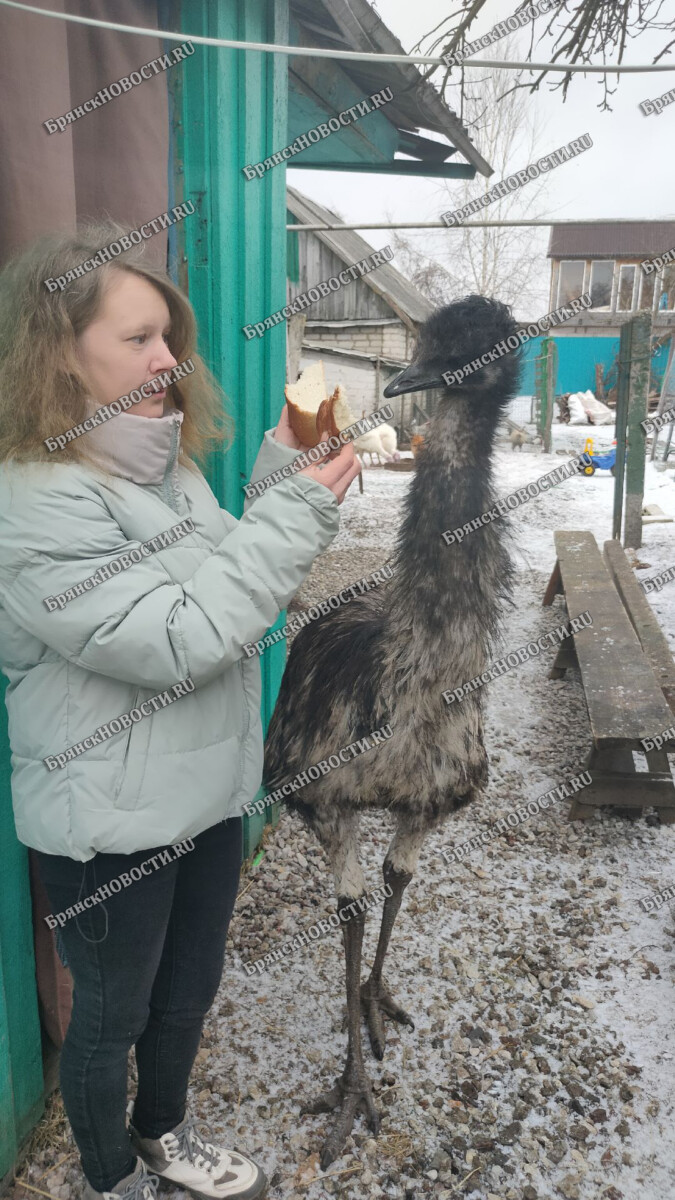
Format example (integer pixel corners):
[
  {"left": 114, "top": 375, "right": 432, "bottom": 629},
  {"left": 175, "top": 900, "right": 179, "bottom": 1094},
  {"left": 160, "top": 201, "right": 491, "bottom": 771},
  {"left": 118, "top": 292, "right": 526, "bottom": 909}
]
[{"left": 159, "top": 411, "right": 251, "bottom": 799}]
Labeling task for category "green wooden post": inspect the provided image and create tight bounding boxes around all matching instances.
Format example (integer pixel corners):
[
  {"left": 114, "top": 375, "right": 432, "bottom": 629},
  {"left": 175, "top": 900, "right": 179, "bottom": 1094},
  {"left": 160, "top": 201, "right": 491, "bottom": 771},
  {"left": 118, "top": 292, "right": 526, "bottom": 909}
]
[
  {"left": 543, "top": 342, "right": 556, "bottom": 454},
  {"left": 622, "top": 312, "right": 651, "bottom": 549},
  {"left": 534, "top": 337, "right": 556, "bottom": 451},
  {"left": 612, "top": 321, "right": 631, "bottom": 542},
  {"left": 170, "top": 0, "right": 289, "bottom": 856},
  {"left": 0, "top": 679, "right": 44, "bottom": 1180}
]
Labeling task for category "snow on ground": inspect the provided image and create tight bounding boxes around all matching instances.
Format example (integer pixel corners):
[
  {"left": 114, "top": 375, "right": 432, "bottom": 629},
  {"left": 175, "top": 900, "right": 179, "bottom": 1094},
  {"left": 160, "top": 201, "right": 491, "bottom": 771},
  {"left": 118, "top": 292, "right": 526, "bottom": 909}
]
[
  {"left": 221, "top": 425, "right": 675, "bottom": 1200},
  {"left": 13, "top": 423, "right": 675, "bottom": 1200}
]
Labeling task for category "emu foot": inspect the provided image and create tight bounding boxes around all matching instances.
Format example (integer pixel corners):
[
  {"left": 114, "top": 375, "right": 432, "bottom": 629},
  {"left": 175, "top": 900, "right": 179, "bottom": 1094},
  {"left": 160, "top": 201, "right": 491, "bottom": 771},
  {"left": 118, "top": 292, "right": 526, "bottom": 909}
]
[
  {"left": 360, "top": 977, "right": 415, "bottom": 1060},
  {"left": 300, "top": 1068, "right": 379, "bottom": 1169}
]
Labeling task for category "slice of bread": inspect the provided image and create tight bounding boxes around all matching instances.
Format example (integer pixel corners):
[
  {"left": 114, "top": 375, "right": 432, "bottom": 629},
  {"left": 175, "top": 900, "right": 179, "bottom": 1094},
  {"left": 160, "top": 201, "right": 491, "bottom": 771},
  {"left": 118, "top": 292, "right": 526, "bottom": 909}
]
[
  {"left": 318, "top": 384, "right": 354, "bottom": 440},
  {"left": 285, "top": 362, "right": 355, "bottom": 447},
  {"left": 285, "top": 362, "right": 327, "bottom": 446}
]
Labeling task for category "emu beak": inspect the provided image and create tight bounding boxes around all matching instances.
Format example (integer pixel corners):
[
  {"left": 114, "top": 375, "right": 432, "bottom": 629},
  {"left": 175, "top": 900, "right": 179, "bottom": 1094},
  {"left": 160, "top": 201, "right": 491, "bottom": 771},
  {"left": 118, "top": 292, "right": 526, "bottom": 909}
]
[{"left": 383, "top": 362, "right": 446, "bottom": 398}]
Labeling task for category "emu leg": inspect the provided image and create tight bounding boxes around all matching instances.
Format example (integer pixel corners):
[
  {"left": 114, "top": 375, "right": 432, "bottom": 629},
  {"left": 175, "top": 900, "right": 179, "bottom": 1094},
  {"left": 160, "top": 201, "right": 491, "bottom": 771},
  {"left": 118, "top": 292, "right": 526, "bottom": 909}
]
[
  {"left": 301, "top": 895, "right": 378, "bottom": 1168},
  {"left": 360, "top": 859, "right": 415, "bottom": 1059}
]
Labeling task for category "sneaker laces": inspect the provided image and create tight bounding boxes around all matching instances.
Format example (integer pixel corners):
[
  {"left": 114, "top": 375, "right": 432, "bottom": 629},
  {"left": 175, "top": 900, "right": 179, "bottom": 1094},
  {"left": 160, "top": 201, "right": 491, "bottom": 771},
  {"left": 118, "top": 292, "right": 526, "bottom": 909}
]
[
  {"left": 166, "top": 1117, "right": 224, "bottom": 1175},
  {"left": 114, "top": 1164, "right": 159, "bottom": 1200}
]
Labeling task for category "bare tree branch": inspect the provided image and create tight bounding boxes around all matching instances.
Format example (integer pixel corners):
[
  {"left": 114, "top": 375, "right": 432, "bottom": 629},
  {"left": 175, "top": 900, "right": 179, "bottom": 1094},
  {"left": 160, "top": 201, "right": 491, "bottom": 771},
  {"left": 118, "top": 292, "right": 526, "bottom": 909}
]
[
  {"left": 389, "top": 60, "right": 559, "bottom": 317},
  {"left": 418, "top": 0, "right": 675, "bottom": 113}
]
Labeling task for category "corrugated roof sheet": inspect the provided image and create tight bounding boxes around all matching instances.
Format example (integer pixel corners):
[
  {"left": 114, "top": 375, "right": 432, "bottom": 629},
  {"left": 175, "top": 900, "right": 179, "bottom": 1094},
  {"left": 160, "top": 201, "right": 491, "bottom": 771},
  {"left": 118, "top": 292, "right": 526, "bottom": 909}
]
[
  {"left": 289, "top": 0, "right": 492, "bottom": 176},
  {"left": 287, "top": 186, "right": 435, "bottom": 327},
  {"left": 548, "top": 222, "right": 675, "bottom": 259}
]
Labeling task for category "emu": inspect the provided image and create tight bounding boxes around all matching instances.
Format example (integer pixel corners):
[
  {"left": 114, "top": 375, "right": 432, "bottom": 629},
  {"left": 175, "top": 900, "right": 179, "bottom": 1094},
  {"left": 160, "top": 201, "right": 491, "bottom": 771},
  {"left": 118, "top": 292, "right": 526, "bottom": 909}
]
[{"left": 263, "top": 296, "right": 521, "bottom": 1167}]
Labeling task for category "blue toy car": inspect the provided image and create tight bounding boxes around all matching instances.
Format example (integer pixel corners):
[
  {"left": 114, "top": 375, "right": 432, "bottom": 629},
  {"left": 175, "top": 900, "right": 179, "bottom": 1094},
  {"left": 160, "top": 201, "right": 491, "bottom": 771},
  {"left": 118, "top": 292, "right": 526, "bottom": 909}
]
[{"left": 580, "top": 445, "right": 616, "bottom": 476}]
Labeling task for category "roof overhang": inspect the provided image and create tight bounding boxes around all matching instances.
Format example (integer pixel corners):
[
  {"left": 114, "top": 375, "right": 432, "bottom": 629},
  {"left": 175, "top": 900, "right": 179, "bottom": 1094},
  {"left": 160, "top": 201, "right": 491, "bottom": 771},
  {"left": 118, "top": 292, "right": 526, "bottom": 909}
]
[
  {"left": 547, "top": 221, "right": 675, "bottom": 260},
  {"left": 288, "top": 0, "right": 492, "bottom": 179}
]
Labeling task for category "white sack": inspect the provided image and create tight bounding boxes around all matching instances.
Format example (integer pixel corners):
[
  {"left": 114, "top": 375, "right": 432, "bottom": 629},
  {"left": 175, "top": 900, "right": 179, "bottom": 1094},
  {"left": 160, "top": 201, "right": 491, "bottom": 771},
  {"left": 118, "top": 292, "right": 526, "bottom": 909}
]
[
  {"left": 567, "top": 392, "right": 590, "bottom": 424},
  {"left": 580, "top": 390, "right": 614, "bottom": 425}
]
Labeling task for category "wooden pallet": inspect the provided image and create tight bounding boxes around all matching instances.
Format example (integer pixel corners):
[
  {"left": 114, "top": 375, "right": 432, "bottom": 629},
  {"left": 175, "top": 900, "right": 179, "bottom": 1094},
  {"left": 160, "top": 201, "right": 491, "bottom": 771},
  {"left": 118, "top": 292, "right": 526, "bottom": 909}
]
[{"left": 543, "top": 531, "right": 675, "bottom": 821}]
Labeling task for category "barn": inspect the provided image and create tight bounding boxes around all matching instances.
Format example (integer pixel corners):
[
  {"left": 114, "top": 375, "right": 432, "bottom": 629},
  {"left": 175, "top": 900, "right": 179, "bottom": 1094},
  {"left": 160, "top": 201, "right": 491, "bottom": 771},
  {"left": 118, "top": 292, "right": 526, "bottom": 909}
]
[{"left": 287, "top": 186, "right": 436, "bottom": 433}]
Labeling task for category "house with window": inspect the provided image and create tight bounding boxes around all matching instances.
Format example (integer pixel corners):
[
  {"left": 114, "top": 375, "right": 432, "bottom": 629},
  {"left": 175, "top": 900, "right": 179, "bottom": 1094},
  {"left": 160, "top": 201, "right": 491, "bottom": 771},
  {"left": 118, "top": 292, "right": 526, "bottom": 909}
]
[
  {"left": 513, "top": 221, "right": 675, "bottom": 397},
  {"left": 548, "top": 221, "right": 675, "bottom": 337}
]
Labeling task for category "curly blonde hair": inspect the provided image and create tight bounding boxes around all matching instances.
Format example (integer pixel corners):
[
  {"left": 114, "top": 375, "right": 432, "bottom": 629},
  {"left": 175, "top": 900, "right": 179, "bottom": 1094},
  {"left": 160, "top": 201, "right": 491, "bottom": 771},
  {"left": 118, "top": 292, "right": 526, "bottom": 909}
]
[{"left": 0, "top": 219, "right": 233, "bottom": 470}]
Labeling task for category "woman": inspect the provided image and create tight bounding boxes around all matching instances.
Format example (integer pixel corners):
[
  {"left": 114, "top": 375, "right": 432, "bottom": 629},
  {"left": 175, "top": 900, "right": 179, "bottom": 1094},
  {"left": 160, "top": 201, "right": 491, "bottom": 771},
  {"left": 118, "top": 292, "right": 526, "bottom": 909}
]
[{"left": 0, "top": 222, "right": 360, "bottom": 1200}]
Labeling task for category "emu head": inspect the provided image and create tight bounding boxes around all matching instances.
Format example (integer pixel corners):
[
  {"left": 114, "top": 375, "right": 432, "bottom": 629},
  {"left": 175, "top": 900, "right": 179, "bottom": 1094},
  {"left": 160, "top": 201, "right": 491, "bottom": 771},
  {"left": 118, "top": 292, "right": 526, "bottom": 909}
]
[{"left": 383, "top": 295, "right": 521, "bottom": 407}]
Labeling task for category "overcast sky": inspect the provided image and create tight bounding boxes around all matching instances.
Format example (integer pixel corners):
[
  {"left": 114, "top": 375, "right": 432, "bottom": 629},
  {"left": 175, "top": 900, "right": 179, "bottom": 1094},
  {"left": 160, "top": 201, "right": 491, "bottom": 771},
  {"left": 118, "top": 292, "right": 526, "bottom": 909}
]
[{"left": 287, "top": 0, "right": 675, "bottom": 302}]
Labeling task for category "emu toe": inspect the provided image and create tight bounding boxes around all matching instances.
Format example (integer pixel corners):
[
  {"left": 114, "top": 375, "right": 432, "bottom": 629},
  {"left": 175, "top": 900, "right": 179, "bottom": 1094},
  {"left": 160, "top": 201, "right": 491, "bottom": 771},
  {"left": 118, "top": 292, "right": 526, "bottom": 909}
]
[
  {"left": 301, "top": 1069, "right": 379, "bottom": 1169},
  {"left": 360, "top": 977, "right": 415, "bottom": 1060}
]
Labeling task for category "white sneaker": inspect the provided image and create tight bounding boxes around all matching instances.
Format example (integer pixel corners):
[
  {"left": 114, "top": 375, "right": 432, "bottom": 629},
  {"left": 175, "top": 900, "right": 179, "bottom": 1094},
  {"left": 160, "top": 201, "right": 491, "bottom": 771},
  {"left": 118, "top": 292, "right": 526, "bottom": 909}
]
[{"left": 129, "top": 1115, "right": 267, "bottom": 1200}]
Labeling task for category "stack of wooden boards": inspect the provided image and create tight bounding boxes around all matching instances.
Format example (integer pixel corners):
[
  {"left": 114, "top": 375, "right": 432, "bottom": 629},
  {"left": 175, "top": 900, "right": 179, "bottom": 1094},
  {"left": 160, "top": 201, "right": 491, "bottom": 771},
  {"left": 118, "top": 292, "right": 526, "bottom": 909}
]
[{"left": 543, "top": 532, "right": 675, "bottom": 822}]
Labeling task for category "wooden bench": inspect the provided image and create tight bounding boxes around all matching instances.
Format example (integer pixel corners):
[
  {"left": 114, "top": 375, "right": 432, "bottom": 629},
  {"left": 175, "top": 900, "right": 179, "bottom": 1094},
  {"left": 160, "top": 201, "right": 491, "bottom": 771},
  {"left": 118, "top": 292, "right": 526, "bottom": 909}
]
[
  {"left": 603, "top": 539, "right": 675, "bottom": 716},
  {"left": 543, "top": 531, "right": 675, "bottom": 821}
]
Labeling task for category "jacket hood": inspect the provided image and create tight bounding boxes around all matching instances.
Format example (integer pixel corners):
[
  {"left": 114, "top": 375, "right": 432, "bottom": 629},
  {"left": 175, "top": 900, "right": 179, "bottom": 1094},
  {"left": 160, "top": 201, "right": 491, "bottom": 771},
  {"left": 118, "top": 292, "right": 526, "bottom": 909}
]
[{"left": 84, "top": 405, "right": 184, "bottom": 485}]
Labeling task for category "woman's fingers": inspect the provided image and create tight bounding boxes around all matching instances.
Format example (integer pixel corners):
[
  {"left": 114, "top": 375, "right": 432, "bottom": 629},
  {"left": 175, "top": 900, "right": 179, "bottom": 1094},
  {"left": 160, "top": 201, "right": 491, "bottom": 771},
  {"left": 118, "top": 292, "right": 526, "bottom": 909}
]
[
  {"left": 297, "top": 440, "right": 361, "bottom": 502},
  {"left": 320, "top": 441, "right": 359, "bottom": 487},
  {"left": 333, "top": 448, "right": 362, "bottom": 504}
]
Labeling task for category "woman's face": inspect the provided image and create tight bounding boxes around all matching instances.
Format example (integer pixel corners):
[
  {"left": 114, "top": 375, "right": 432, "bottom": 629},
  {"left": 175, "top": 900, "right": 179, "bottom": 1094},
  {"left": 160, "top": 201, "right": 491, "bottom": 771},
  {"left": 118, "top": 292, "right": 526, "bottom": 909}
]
[{"left": 76, "top": 270, "right": 178, "bottom": 419}]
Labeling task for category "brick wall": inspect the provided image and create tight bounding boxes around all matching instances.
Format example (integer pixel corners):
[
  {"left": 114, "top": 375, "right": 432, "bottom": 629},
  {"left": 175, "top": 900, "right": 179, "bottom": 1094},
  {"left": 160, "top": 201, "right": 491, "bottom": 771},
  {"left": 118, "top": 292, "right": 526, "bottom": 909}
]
[{"left": 304, "top": 321, "right": 409, "bottom": 361}]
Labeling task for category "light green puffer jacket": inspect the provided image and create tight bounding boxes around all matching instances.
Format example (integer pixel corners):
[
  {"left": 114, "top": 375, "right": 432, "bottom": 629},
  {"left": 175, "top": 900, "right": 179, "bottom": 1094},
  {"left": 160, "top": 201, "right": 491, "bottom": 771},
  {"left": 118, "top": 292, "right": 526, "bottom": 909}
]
[{"left": 0, "top": 409, "right": 339, "bottom": 860}]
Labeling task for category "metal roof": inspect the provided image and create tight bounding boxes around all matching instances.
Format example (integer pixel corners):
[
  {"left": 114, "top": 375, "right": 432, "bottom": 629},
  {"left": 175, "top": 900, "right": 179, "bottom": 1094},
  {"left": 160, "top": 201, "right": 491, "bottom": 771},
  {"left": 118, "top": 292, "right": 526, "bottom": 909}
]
[
  {"left": 548, "top": 221, "right": 675, "bottom": 259},
  {"left": 287, "top": 186, "right": 436, "bottom": 328},
  {"left": 289, "top": 0, "right": 492, "bottom": 177}
]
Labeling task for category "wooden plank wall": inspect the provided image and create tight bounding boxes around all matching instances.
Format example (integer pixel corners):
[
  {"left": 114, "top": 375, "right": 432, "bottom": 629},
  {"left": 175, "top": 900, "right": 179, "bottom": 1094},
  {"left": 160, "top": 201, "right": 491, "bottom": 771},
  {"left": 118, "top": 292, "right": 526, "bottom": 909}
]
[{"left": 290, "top": 237, "right": 393, "bottom": 320}]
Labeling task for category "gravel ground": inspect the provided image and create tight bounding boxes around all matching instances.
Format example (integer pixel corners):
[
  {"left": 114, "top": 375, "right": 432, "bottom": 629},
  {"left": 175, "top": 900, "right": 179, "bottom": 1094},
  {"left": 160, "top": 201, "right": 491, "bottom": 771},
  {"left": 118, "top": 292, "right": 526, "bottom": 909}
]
[{"left": 12, "top": 419, "right": 675, "bottom": 1200}]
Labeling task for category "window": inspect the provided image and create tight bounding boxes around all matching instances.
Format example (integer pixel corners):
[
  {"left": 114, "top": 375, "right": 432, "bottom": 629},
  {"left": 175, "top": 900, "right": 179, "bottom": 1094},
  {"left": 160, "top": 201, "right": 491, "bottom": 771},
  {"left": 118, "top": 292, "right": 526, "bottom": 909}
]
[
  {"left": 557, "top": 260, "right": 585, "bottom": 307},
  {"left": 616, "top": 265, "right": 636, "bottom": 311},
  {"left": 589, "top": 260, "right": 613, "bottom": 308},
  {"left": 640, "top": 270, "right": 656, "bottom": 311},
  {"left": 658, "top": 264, "right": 675, "bottom": 311}
]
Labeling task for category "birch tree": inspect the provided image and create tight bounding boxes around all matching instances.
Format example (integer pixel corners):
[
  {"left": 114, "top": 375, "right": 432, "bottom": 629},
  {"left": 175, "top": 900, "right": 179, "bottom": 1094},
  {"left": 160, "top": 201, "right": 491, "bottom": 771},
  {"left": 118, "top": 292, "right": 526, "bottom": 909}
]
[{"left": 392, "top": 57, "right": 555, "bottom": 315}]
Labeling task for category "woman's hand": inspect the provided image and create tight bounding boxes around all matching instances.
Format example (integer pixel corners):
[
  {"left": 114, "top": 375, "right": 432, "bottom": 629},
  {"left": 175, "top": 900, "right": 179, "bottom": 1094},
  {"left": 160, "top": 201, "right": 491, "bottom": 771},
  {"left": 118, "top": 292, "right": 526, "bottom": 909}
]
[
  {"left": 273, "top": 408, "right": 360, "bottom": 504},
  {"left": 298, "top": 440, "right": 361, "bottom": 505},
  {"left": 273, "top": 407, "right": 306, "bottom": 450}
]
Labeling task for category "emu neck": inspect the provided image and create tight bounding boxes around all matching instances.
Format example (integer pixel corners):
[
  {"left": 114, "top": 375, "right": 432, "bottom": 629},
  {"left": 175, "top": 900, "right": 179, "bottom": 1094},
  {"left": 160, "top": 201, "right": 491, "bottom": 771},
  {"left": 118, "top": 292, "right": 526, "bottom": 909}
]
[
  {"left": 384, "top": 394, "right": 508, "bottom": 678},
  {"left": 395, "top": 397, "right": 502, "bottom": 563}
]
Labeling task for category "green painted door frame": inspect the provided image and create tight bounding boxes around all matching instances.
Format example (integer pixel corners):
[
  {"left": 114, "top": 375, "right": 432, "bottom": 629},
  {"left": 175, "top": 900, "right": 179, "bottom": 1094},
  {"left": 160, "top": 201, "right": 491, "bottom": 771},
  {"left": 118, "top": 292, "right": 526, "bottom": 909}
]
[{"left": 169, "top": 0, "right": 290, "bottom": 856}]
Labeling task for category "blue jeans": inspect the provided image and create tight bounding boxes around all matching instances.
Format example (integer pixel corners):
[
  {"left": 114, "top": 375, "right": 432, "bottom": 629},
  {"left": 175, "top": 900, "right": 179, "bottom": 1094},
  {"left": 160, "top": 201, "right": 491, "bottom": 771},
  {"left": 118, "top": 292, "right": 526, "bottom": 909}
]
[{"left": 35, "top": 817, "right": 242, "bottom": 1192}]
